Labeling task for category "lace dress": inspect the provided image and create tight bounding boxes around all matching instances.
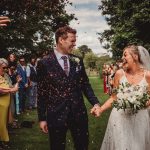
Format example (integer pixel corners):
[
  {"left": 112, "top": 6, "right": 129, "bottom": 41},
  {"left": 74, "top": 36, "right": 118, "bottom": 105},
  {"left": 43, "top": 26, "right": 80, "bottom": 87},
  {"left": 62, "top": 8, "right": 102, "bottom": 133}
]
[{"left": 100, "top": 71, "right": 150, "bottom": 150}]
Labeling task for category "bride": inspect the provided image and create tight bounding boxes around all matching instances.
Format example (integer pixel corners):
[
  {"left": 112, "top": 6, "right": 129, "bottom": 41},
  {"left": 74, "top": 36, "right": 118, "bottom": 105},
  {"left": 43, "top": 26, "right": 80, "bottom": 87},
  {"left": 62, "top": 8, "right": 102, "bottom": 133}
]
[{"left": 91, "top": 45, "right": 150, "bottom": 150}]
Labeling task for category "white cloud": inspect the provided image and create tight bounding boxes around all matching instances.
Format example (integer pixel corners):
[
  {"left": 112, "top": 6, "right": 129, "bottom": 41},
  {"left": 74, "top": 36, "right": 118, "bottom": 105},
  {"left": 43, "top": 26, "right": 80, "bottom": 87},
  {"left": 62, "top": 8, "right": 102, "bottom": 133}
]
[
  {"left": 65, "top": 0, "right": 110, "bottom": 55},
  {"left": 75, "top": 33, "right": 108, "bottom": 55}
]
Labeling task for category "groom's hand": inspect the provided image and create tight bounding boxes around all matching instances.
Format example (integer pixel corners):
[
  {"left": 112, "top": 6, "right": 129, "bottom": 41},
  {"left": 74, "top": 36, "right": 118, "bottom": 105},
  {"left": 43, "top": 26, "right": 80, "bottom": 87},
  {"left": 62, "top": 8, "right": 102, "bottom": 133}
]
[
  {"left": 39, "top": 121, "right": 48, "bottom": 133},
  {"left": 90, "top": 104, "right": 101, "bottom": 117}
]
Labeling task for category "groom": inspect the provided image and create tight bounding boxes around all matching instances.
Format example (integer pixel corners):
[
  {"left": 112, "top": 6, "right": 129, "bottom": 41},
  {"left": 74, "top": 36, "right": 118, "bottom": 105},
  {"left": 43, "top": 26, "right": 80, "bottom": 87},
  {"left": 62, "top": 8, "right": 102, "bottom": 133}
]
[{"left": 37, "top": 26, "right": 100, "bottom": 150}]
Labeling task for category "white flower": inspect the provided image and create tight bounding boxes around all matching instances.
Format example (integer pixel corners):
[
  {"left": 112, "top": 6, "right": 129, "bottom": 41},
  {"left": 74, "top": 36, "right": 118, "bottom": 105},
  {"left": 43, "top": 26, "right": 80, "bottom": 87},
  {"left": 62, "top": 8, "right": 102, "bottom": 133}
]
[
  {"left": 129, "top": 96, "right": 136, "bottom": 103},
  {"left": 113, "top": 82, "right": 150, "bottom": 114},
  {"left": 74, "top": 58, "right": 80, "bottom": 63},
  {"left": 117, "top": 92, "right": 124, "bottom": 98},
  {"left": 124, "top": 93, "right": 131, "bottom": 99}
]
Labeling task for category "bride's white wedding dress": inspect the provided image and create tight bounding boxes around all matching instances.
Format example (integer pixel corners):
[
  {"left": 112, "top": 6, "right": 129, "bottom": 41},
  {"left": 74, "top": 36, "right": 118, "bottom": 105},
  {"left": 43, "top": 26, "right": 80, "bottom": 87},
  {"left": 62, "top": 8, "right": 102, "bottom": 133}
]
[{"left": 100, "top": 71, "right": 150, "bottom": 150}]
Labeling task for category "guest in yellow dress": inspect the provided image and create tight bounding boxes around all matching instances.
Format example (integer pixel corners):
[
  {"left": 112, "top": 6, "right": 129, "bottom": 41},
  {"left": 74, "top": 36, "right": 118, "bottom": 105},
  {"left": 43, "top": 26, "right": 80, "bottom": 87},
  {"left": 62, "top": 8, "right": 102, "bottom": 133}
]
[{"left": 0, "top": 58, "right": 18, "bottom": 149}]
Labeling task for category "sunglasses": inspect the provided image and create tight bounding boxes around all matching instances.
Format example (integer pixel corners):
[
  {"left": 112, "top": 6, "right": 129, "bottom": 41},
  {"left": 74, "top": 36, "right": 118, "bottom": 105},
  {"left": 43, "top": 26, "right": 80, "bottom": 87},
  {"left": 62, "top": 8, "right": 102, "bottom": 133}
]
[
  {"left": 10, "top": 67, "right": 16, "bottom": 70},
  {"left": 3, "top": 67, "right": 8, "bottom": 69}
]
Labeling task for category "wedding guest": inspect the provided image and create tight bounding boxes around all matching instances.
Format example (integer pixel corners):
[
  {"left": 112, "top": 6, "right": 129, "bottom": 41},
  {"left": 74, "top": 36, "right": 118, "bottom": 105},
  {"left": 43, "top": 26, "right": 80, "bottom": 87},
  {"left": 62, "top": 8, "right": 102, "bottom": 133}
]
[
  {"left": 27, "top": 56, "right": 37, "bottom": 109},
  {"left": 8, "top": 60, "right": 21, "bottom": 115},
  {"left": 17, "top": 56, "right": 28, "bottom": 113},
  {"left": 107, "top": 63, "right": 115, "bottom": 95},
  {"left": 102, "top": 64, "right": 108, "bottom": 94},
  {"left": 91, "top": 45, "right": 150, "bottom": 150},
  {"left": 7, "top": 53, "right": 17, "bottom": 67},
  {"left": 0, "top": 58, "right": 19, "bottom": 149},
  {"left": 8, "top": 64, "right": 22, "bottom": 117}
]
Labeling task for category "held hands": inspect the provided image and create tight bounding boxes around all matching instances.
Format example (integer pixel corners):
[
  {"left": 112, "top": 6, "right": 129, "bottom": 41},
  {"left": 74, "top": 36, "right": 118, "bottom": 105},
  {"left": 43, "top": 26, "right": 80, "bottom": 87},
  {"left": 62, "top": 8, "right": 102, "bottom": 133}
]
[{"left": 90, "top": 104, "right": 102, "bottom": 117}]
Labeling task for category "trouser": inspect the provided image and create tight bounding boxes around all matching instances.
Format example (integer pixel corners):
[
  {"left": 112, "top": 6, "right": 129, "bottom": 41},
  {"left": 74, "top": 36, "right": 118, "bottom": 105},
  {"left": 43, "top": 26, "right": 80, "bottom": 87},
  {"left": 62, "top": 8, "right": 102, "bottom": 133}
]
[
  {"left": 29, "top": 82, "right": 37, "bottom": 108},
  {"left": 26, "top": 87, "right": 30, "bottom": 108},
  {"left": 15, "top": 92, "right": 20, "bottom": 114},
  {"left": 18, "top": 88, "right": 26, "bottom": 112},
  {"left": 48, "top": 118, "right": 89, "bottom": 150}
]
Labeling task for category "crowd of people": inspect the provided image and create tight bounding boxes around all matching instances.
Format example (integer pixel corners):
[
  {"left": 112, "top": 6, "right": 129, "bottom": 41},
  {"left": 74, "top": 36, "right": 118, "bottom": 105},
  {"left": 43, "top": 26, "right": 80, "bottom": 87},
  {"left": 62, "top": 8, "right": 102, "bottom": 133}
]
[
  {"left": 0, "top": 52, "right": 49, "bottom": 149},
  {"left": 102, "top": 61, "right": 123, "bottom": 95}
]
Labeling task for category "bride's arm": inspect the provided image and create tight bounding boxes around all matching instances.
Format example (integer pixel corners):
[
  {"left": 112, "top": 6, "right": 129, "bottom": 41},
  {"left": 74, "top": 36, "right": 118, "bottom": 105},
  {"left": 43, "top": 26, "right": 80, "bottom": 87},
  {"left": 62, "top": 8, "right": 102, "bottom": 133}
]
[
  {"left": 145, "top": 70, "right": 150, "bottom": 106},
  {"left": 98, "top": 94, "right": 116, "bottom": 114},
  {"left": 91, "top": 69, "right": 123, "bottom": 117}
]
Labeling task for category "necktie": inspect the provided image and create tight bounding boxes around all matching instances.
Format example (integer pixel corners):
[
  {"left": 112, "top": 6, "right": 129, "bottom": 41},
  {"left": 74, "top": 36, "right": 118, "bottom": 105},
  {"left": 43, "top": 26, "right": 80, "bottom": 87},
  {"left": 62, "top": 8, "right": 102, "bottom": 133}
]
[{"left": 61, "top": 56, "right": 69, "bottom": 76}]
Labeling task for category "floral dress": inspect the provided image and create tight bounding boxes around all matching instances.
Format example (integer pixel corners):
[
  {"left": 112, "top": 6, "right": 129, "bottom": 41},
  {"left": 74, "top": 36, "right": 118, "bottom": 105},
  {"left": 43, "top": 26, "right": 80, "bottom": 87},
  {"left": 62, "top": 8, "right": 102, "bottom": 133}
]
[{"left": 100, "top": 71, "right": 150, "bottom": 150}]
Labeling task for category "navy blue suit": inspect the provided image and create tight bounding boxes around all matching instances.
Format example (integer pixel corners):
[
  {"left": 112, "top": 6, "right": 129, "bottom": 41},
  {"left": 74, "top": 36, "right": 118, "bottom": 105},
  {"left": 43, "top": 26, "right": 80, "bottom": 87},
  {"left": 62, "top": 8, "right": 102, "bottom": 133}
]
[
  {"left": 17, "top": 65, "right": 27, "bottom": 112},
  {"left": 37, "top": 51, "right": 99, "bottom": 150}
]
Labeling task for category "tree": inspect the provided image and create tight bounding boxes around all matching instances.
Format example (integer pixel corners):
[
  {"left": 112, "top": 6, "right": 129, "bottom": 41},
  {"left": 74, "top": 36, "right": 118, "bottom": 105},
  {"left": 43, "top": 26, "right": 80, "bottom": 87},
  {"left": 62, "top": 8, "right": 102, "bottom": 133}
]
[
  {"left": 72, "top": 48, "right": 83, "bottom": 58},
  {"left": 0, "top": 0, "right": 75, "bottom": 57},
  {"left": 78, "top": 45, "right": 92, "bottom": 58},
  {"left": 84, "top": 52, "right": 98, "bottom": 69},
  {"left": 98, "top": 0, "right": 150, "bottom": 59}
]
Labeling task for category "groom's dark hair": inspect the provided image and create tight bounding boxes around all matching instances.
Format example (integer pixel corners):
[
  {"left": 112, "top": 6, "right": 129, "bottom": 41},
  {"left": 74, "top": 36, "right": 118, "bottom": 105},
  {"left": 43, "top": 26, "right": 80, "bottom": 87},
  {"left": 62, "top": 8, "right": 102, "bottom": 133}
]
[{"left": 55, "top": 26, "right": 76, "bottom": 44}]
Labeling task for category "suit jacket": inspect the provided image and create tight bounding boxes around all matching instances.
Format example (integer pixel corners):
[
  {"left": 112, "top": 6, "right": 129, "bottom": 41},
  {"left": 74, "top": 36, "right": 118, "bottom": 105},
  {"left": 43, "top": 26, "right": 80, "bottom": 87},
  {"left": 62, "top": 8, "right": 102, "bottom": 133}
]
[
  {"left": 17, "top": 65, "right": 27, "bottom": 89},
  {"left": 37, "top": 51, "right": 99, "bottom": 127}
]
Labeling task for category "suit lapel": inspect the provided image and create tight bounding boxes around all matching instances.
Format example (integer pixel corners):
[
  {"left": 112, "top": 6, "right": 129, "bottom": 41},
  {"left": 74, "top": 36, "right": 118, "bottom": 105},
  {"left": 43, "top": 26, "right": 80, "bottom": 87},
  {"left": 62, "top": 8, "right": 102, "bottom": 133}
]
[
  {"left": 49, "top": 51, "right": 68, "bottom": 77},
  {"left": 68, "top": 55, "right": 77, "bottom": 78},
  {"left": 49, "top": 52, "right": 78, "bottom": 78}
]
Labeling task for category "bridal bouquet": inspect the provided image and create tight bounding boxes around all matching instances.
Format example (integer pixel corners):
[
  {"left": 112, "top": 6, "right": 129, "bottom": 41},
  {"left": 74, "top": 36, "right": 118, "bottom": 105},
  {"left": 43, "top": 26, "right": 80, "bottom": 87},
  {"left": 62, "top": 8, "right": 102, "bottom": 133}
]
[{"left": 112, "top": 82, "right": 150, "bottom": 114}]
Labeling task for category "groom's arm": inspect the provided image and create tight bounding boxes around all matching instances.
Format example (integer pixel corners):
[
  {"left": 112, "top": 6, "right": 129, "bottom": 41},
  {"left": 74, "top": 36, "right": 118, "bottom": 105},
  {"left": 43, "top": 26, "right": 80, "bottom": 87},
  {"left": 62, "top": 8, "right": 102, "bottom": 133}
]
[
  {"left": 37, "top": 59, "right": 49, "bottom": 133},
  {"left": 79, "top": 58, "right": 100, "bottom": 106},
  {"left": 37, "top": 59, "right": 48, "bottom": 122}
]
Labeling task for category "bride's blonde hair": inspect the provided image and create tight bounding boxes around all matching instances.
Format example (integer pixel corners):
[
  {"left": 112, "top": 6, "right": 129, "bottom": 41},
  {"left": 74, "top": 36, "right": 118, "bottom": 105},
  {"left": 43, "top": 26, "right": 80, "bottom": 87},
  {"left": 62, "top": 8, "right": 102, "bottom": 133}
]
[
  {"left": 124, "top": 45, "right": 150, "bottom": 70},
  {"left": 123, "top": 45, "right": 141, "bottom": 63}
]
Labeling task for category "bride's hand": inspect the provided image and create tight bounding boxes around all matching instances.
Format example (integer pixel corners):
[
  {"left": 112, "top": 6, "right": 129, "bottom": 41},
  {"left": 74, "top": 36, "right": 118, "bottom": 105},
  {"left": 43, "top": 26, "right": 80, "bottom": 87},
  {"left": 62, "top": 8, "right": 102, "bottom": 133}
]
[
  {"left": 90, "top": 104, "right": 99, "bottom": 115},
  {"left": 94, "top": 108, "right": 103, "bottom": 117}
]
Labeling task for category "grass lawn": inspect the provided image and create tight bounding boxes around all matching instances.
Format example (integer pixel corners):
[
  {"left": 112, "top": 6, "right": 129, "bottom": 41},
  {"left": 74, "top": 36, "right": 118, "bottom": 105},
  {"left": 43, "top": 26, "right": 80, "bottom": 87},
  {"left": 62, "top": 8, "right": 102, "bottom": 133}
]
[{"left": 10, "top": 76, "right": 110, "bottom": 150}]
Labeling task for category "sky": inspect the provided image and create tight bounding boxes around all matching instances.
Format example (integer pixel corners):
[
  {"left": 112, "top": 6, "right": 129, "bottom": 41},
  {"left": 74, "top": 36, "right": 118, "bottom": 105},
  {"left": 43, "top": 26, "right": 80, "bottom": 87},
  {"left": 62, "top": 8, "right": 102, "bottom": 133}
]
[{"left": 65, "top": 0, "right": 110, "bottom": 55}]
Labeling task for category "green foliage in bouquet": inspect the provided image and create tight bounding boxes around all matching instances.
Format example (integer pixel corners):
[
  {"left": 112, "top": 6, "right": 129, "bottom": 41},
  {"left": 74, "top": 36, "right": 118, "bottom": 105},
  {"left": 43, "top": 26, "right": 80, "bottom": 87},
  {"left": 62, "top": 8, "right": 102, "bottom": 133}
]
[{"left": 112, "top": 82, "right": 150, "bottom": 114}]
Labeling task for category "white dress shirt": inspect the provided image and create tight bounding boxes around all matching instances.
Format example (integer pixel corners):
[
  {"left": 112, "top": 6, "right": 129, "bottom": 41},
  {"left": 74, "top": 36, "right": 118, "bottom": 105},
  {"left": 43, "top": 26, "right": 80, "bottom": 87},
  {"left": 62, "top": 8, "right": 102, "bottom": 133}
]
[
  {"left": 26, "top": 65, "right": 30, "bottom": 77},
  {"left": 54, "top": 49, "right": 70, "bottom": 72}
]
